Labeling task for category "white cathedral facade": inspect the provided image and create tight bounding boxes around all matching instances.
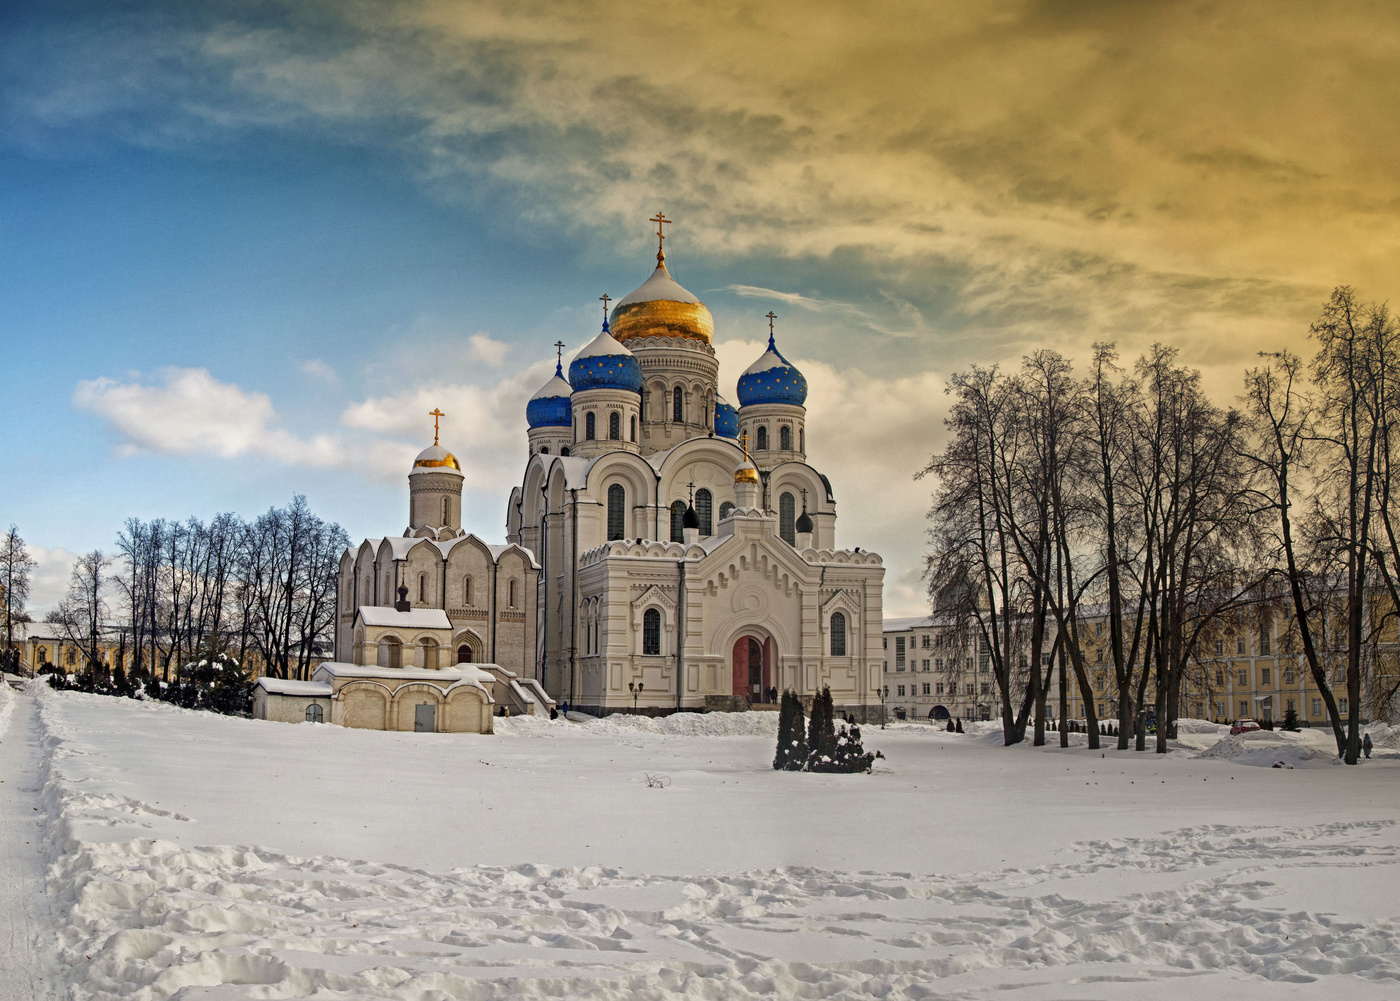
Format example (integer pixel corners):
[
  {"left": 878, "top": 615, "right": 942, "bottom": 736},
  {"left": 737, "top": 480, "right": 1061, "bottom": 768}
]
[{"left": 333, "top": 226, "right": 885, "bottom": 724}]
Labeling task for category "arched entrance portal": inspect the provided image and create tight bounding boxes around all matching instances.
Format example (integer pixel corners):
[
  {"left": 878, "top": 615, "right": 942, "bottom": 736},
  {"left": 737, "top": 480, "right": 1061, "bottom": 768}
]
[{"left": 732, "top": 635, "right": 774, "bottom": 702}]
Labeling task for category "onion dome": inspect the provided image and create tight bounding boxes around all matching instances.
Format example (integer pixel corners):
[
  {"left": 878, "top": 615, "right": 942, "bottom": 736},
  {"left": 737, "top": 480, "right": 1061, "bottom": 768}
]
[
  {"left": 714, "top": 395, "right": 740, "bottom": 439},
  {"left": 568, "top": 319, "right": 642, "bottom": 393},
  {"left": 609, "top": 263, "right": 715, "bottom": 344},
  {"left": 795, "top": 506, "right": 814, "bottom": 535},
  {"left": 734, "top": 457, "right": 759, "bottom": 485},
  {"left": 526, "top": 359, "right": 573, "bottom": 428},
  {"left": 411, "top": 444, "right": 462, "bottom": 475},
  {"left": 683, "top": 502, "right": 699, "bottom": 530},
  {"left": 737, "top": 331, "right": 807, "bottom": 407}
]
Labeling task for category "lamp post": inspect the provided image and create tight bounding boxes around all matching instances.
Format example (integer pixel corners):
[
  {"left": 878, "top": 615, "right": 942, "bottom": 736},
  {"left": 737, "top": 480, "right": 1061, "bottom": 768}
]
[
  {"left": 629, "top": 681, "right": 644, "bottom": 715},
  {"left": 878, "top": 685, "right": 889, "bottom": 729}
]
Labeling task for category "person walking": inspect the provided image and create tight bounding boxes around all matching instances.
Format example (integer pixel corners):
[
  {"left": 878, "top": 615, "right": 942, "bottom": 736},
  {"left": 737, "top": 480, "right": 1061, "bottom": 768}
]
[{"left": 1363, "top": 732, "right": 1373, "bottom": 759}]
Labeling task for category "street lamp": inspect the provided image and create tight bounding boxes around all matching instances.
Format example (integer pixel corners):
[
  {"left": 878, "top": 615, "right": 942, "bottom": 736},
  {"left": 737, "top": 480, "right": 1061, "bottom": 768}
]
[
  {"left": 629, "top": 681, "right": 644, "bottom": 715},
  {"left": 878, "top": 685, "right": 889, "bottom": 728}
]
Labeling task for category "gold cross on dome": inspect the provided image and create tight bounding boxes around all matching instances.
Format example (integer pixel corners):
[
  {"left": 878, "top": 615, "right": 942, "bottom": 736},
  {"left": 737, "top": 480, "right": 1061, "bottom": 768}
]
[
  {"left": 740, "top": 431, "right": 750, "bottom": 461},
  {"left": 429, "top": 408, "right": 445, "bottom": 446},
  {"left": 766, "top": 311, "right": 777, "bottom": 336},
  {"left": 600, "top": 293, "right": 611, "bottom": 322},
  {"left": 649, "top": 211, "right": 671, "bottom": 264},
  {"left": 554, "top": 340, "right": 565, "bottom": 365}
]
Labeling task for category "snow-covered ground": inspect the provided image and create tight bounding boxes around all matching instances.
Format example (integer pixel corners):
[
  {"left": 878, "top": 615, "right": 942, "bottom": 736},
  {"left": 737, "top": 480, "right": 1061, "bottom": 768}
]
[{"left": 5, "top": 682, "right": 1400, "bottom": 999}]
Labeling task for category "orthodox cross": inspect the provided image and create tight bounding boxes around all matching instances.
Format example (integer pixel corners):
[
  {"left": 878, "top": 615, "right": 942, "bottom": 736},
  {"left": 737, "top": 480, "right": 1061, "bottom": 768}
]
[
  {"left": 687, "top": 480, "right": 695, "bottom": 504},
  {"left": 600, "top": 293, "right": 611, "bottom": 324},
  {"left": 428, "top": 408, "right": 445, "bottom": 446},
  {"left": 650, "top": 211, "right": 671, "bottom": 264},
  {"left": 740, "top": 431, "right": 750, "bottom": 461},
  {"left": 801, "top": 487, "right": 808, "bottom": 510},
  {"left": 766, "top": 311, "right": 777, "bottom": 334},
  {"left": 554, "top": 340, "right": 565, "bottom": 367}
]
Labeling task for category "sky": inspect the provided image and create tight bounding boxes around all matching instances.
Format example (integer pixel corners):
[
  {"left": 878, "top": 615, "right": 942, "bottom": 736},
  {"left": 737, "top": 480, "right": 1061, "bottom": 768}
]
[{"left": 3, "top": 0, "right": 1399, "bottom": 618}]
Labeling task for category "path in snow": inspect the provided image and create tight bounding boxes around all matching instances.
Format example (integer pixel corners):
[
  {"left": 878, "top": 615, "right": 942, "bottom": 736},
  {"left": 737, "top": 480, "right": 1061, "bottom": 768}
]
[
  {"left": 0, "top": 682, "right": 63, "bottom": 1001},
  {"left": 30, "top": 688, "right": 1400, "bottom": 1000}
]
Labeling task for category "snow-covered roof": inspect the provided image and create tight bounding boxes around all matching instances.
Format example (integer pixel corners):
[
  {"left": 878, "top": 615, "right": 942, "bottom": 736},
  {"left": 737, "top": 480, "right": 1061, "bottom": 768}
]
[
  {"left": 312, "top": 662, "right": 497, "bottom": 699},
  {"left": 256, "top": 678, "right": 333, "bottom": 696},
  {"left": 576, "top": 327, "right": 634, "bottom": 358},
  {"left": 613, "top": 264, "right": 702, "bottom": 307},
  {"left": 884, "top": 615, "right": 939, "bottom": 632},
  {"left": 530, "top": 364, "right": 573, "bottom": 401},
  {"left": 354, "top": 607, "right": 453, "bottom": 630}
]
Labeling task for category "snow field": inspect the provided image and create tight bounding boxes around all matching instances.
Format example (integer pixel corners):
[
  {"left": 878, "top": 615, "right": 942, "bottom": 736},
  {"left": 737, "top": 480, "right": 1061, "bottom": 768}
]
[{"left": 24, "top": 687, "right": 1400, "bottom": 1000}]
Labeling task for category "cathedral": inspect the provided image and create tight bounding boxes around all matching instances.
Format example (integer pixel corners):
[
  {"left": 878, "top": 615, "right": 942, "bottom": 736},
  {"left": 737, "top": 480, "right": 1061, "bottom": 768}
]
[{"left": 329, "top": 219, "right": 885, "bottom": 728}]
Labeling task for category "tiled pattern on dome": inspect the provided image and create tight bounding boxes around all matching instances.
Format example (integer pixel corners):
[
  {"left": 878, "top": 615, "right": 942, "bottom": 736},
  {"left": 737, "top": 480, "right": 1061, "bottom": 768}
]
[
  {"left": 737, "top": 357, "right": 808, "bottom": 407},
  {"left": 569, "top": 352, "right": 643, "bottom": 393},
  {"left": 526, "top": 394, "right": 573, "bottom": 428},
  {"left": 714, "top": 400, "right": 740, "bottom": 438}
]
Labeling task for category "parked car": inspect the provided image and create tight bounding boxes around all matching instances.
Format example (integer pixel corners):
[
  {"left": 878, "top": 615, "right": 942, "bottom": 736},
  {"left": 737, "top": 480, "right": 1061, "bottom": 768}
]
[{"left": 1230, "top": 718, "right": 1262, "bottom": 735}]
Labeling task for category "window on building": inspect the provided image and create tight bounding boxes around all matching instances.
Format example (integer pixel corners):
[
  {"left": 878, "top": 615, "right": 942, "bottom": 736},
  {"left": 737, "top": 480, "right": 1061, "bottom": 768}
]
[
  {"left": 673, "top": 387, "right": 684, "bottom": 422},
  {"left": 895, "top": 636, "right": 906, "bottom": 669},
  {"left": 921, "top": 683, "right": 929, "bottom": 695},
  {"left": 1259, "top": 627, "right": 1271, "bottom": 655},
  {"left": 757, "top": 426, "right": 768, "bottom": 451},
  {"left": 1238, "top": 669, "right": 1248, "bottom": 686},
  {"left": 1095, "top": 621, "right": 1103, "bottom": 636},
  {"left": 457, "top": 645, "right": 473, "bottom": 663},
  {"left": 1215, "top": 700, "right": 1225, "bottom": 718},
  {"left": 539, "top": 446, "right": 550, "bottom": 455},
  {"left": 1286, "top": 698, "right": 1295, "bottom": 714},
  {"left": 1261, "top": 667, "right": 1271, "bottom": 685},
  {"left": 779, "top": 492, "right": 796, "bottom": 545},
  {"left": 609, "top": 411, "right": 620, "bottom": 440},
  {"left": 1339, "top": 698, "right": 1349, "bottom": 714},
  {"left": 1239, "top": 700, "right": 1249, "bottom": 717},
  {"left": 1237, "top": 636, "right": 1246, "bottom": 654},
  {"left": 306, "top": 704, "right": 324, "bottom": 723},
  {"left": 981, "top": 682, "right": 991, "bottom": 695},
  {"left": 419, "top": 574, "right": 427, "bottom": 603},
  {"left": 585, "top": 412, "right": 596, "bottom": 440},
  {"left": 1215, "top": 668, "right": 1224, "bottom": 686},
  {"left": 922, "top": 659, "right": 930, "bottom": 671},
  {"left": 695, "top": 488, "right": 713, "bottom": 535},
  {"left": 463, "top": 576, "right": 472, "bottom": 606},
  {"left": 936, "top": 683, "right": 944, "bottom": 695},
  {"left": 442, "top": 497, "right": 450, "bottom": 524},
  {"left": 719, "top": 501, "right": 735, "bottom": 521},
  {"left": 643, "top": 608, "right": 661, "bottom": 655},
  {"left": 1215, "top": 639, "right": 1224, "bottom": 656},
  {"left": 831, "top": 612, "right": 847, "bottom": 656},
  {"left": 1284, "top": 666, "right": 1296, "bottom": 685},
  {"left": 607, "top": 483, "right": 625, "bottom": 540},
  {"left": 561, "top": 446, "right": 570, "bottom": 456},
  {"left": 1312, "top": 698, "right": 1322, "bottom": 716},
  {"left": 670, "top": 501, "right": 686, "bottom": 542},
  {"left": 780, "top": 425, "right": 791, "bottom": 450},
  {"left": 508, "top": 578, "right": 517, "bottom": 607},
  {"left": 921, "top": 635, "right": 930, "bottom": 648},
  {"left": 631, "top": 415, "right": 637, "bottom": 441},
  {"left": 965, "top": 684, "right": 975, "bottom": 696},
  {"left": 935, "top": 658, "right": 943, "bottom": 671},
  {"left": 897, "top": 684, "right": 905, "bottom": 697}
]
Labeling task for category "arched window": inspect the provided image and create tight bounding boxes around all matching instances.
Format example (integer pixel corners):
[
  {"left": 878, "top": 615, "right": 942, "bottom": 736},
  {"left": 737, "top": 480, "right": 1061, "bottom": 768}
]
[
  {"left": 630, "top": 415, "right": 637, "bottom": 442},
  {"left": 508, "top": 578, "right": 517, "bottom": 607},
  {"left": 670, "top": 500, "right": 687, "bottom": 542},
  {"left": 382, "top": 636, "right": 402, "bottom": 670},
  {"left": 779, "top": 491, "right": 796, "bottom": 545},
  {"left": 831, "top": 612, "right": 847, "bottom": 656},
  {"left": 673, "top": 386, "right": 684, "bottom": 422},
  {"left": 609, "top": 411, "right": 620, "bottom": 440},
  {"left": 539, "top": 446, "right": 549, "bottom": 455},
  {"left": 418, "top": 637, "right": 439, "bottom": 669},
  {"left": 719, "top": 501, "right": 735, "bottom": 521},
  {"left": 442, "top": 497, "right": 450, "bottom": 524},
  {"left": 643, "top": 608, "right": 661, "bottom": 655},
  {"left": 418, "top": 573, "right": 427, "bottom": 603},
  {"left": 306, "top": 703, "right": 324, "bottom": 723},
  {"left": 561, "top": 446, "right": 570, "bottom": 456},
  {"left": 585, "top": 412, "right": 596, "bottom": 440},
  {"left": 463, "top": 576, "right": 472, "bottom": 606},
  {"left": 757, "top": 426, "right": 768, "bottom": 451},
  {"left": 799, "top": 428, "right": 805, "bottom": 453},
  {"left": 607, "top": 483, "right": 626, "bottom": 540},
  {"left": 640, "top": 390, "right": 647, "bottom": 421},
  {"left": 457, "top": 644, "right": 473, "bottom": 663},
  {"left": 695, "top": 488, "right": 713, "bottom": 536},
  {"left": 780, "top": 425, "right": 791, "bottom": 451}
]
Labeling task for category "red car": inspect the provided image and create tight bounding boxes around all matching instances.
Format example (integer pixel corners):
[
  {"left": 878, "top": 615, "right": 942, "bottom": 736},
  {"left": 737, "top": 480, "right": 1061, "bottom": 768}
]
[{"left": 1230, "top": 719, "right": 1262, "bottom": 735}]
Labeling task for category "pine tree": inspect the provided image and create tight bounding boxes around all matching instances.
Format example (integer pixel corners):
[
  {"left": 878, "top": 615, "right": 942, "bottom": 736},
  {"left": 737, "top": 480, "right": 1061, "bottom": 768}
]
[
  {"left": 774, "top": 690, "right": 796, "bottom": 769},
  {"left": 1281, "top": 704, "right": 1301, "bottom": 731},
  {"left": 830, "top": 722, "right": 877, "bottom": 773},
  {"left": 806, "top": 687, "right": 839, "bottom": 771},
  {"left": 786, "top": 693, "right": 808, "bottom": 769}
]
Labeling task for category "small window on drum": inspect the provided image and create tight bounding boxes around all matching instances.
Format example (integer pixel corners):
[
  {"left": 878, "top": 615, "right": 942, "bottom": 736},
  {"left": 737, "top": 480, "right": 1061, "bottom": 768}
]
[
  {"left": 585, "top": 412, "right": 596, "bottom": 440},
  {"left": 673, "top": 387, "right": 684, "bottom": 422},
  {"left": 607, "top": 483, "right": 626, "bottom": 540},
  {"left": 695, "top": 488, "right": 713, "bottom": 535},
  {"left": 719, "top": 501, "right": 735, "bottom": 521},
  {"left": 305, "top": 704, "right": 324, "bottom": 723},
  {"left": 757, "top": 426, "right": 768, "bottom": 451},
  {"left": 631, "top": 415, "right": 637, "bottom": 441},
  {"left": 643, "top": 608, "right": 661, "bottom": 655},
  {"left": 670, "top": 500, "right": 686, "bottom": 542},
  {"left": 780, "top": 425, "right": 791, "bottom": 450},
  {"left": 609, "top": 411, "right": 620, "bottom": 440}
]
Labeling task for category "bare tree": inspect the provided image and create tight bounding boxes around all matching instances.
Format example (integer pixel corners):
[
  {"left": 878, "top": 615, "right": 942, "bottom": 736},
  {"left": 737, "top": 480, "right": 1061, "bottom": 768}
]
[
  {"left": 47, "top": 549, "right": 115, "bottom": 678},
  {"left": 0, "top": 525, "right": 37, "bottom": 674}
]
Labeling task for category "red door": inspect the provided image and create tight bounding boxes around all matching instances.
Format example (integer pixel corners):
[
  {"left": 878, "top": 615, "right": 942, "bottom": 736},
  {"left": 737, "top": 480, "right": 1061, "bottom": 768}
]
[{"left": 732, "top": 637, "right": 771, "bottom": 699}]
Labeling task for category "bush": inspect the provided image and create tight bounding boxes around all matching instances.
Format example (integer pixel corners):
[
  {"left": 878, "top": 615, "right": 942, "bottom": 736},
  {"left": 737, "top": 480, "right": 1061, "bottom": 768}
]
[
  {"left": 805, "top": 687, "right": 878, "bottom": 773},
  {"left": 157, "top": 652, "right": 253, "bottom": 716},
  {"left": 773, "top": 689, "right": 808, "bottom": 770}
]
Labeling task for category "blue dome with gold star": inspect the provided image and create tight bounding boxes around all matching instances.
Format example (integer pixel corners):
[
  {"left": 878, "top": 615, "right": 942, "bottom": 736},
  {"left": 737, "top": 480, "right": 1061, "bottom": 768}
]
[
  {"left": 736, "top": 332, "right": 807, "bottom": 407},
  {"left": 714, "top": 395, "right": 740, "bottom": 438},
  {"left": 526, "top": 360, "right": 573, "bottom": 428},
  {"left": 568, "top": 320, "right": 642, "bottom": 394}
]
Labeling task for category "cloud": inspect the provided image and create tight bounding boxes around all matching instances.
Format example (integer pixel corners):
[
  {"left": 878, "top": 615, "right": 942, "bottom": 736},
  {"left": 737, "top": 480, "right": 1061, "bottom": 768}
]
[
  {"left": 23, "top": 544, "right": 82, "bottom": 619},
  {"left": 74, "top": 367, "right": 344, "bottom": 467},
  {"left": 467, "top": 333, "right": 508, "bottom": 367},
  {"left": 300, "top": 359, "right": 338, "bottom": 382}
]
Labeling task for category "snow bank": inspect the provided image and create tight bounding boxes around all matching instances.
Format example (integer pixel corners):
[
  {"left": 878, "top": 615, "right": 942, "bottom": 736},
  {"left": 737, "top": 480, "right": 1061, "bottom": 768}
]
[
  {"left": 1195, "top": 729, "right": 1343, "bottom": 768},
  {"left": 497, "top": 709, "right": 779, "bottom": 737},
  {"left": 0, "top": 677, "right": 14, "bottom": 737}
]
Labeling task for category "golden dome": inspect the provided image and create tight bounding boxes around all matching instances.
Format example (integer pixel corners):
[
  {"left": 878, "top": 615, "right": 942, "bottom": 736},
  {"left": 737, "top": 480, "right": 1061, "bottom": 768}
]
[
  {"left": 412, "top": 444, "right": 461, "bottom": 471},
  {"left": 609, "top": 263, "right": 714, "bottom": 344},
  {"left": 734, "top": 459, "right": 760, "bottom": 485}
]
